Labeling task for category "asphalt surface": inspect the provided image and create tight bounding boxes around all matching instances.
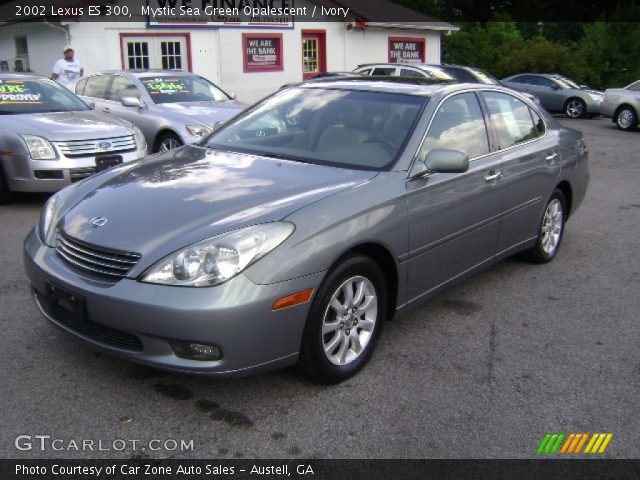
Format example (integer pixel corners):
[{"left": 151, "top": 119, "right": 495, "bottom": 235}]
[{"left": 0, "top": 117, "right": 638, "bottom": 460}]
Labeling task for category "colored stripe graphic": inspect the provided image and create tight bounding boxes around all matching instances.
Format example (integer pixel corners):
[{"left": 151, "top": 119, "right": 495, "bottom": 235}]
[{"left": 540, "top": 433, "right": 613, "bottom": 454}]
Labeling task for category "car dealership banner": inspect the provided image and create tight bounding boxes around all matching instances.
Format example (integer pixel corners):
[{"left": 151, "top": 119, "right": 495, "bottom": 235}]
[{"left": 388, "top": 37, "right": 426, "bottom": 64}]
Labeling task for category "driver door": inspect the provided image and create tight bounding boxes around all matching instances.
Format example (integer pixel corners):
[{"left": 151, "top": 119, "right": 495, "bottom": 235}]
[{"left": 406, "top": 91, "right": 502, "bottom": 303}]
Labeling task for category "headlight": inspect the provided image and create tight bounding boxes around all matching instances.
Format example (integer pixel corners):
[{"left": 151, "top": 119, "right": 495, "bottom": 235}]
[
  {"left": 132, "top": 126, "right": 147, "bottom": 152},
  {"left": 39, "top": 192, "right": 60, "bottom": 244},
  {"left": 185, "top": 125, "right": 212, "bottom": 138},
  {"left": 21, "top": 135, "right": 56, "bottom": 160},
  {"left": 141, "top": 222, "right": 295, "bottom": 287},
  {"left": 588, "top": 93, "right": 604, "bottom": 101}
]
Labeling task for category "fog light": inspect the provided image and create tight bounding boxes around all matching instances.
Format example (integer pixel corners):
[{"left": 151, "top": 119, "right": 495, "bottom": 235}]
[{"left": 170, "top": 341, "right": 222, "bottom": 361}]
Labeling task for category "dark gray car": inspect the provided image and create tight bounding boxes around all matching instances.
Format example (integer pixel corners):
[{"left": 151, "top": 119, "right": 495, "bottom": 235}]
[
  {"left": 75, "top": 70, "right": 247, "bottom": 152},
  {"left": 502, "top": 73, "right": 603, "bottom": 118},
  {"left": 24, "top": 79, "right": 589, "bottom": 384}
]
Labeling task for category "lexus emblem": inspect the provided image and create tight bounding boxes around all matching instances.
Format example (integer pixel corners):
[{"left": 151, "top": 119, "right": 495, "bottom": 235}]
[
  {"left": 89, "top": 217, "right": 108, "bottom": 228},
  {"left": 98, "top": 142, "right": 111, "bottom": 150},
  {"left": 256, "top": 130, "right": 266, "bottom": 137}
]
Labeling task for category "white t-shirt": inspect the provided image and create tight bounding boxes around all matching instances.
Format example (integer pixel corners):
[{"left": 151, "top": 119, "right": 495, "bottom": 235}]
[{"left": 52, "top": 58, "right": 82, "bottom": 89}]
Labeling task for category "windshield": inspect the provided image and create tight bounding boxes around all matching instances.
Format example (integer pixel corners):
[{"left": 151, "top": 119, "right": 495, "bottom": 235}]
[
  {"left": 0, "top": 78, "right": 90, "bottom": 114},
  {"left": 471, "top": 68, "right": 499, "bottom": 85},
  {"left": 140, "top": 75, "right": 231, "bottom": 104},
  {"left": 204, "top": 87, "right": 426, "bottom": 171},
  {"left": 553, "top": 76, "right": 580, "bottom": 89},
  {"left": 422, "top": 67, "right": 455, "bottom": 81}
]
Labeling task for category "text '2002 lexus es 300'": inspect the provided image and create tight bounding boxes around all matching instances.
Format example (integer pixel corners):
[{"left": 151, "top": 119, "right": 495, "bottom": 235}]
[{"left": 24, "top": 79, "right": 589, "bottom": 384}]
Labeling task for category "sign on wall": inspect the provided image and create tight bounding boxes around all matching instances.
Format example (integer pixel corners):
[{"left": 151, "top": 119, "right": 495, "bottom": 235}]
[
  {"left": 388, "top": 37, "right": 426, "bottom": 64},
  {"left": 242, "top": 33, "right": 283, "bottom": 72}
]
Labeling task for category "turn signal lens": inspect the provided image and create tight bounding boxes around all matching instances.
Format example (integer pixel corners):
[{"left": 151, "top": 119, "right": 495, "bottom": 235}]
[{"left": 272, "top": 289, "right": 314, "bottom": 311}]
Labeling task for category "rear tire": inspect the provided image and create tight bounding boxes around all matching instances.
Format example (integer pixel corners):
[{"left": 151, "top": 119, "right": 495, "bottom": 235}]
[
  {"left": 522, "top": 189, "right": 567, "bottom": 263},
  {"left": 298, "top": 254, "right": 386, "bottom": 384},
  {"left": 615, "top": 106, "right": 637, "bottom": 131}
]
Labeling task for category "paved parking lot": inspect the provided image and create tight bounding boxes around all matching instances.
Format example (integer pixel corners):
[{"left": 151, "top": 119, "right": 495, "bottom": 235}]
[{"left": 1, "top": 117, "right": 638, "bottom": 459}]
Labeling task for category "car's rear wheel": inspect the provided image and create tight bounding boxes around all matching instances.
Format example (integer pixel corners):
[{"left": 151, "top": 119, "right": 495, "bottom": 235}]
[
  {"left": 0, "top": 166, "right": 14, "bottom": 204},
  {"left": 564, "top": 98, "right": 586, "bottom": 119},
  {"left": 155, "top": 132, "right": 183, "bottom": 153},
  {"left": 615, "top": 106, "right": 637, "bottom": 131},
  {"left": 522, "top": 189, "right": 567, "bottom": 263},
  {"left": 298, "top": 254, "right": 386, "bottom": 384}
]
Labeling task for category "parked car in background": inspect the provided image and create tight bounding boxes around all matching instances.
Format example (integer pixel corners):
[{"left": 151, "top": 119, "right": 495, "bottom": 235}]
[
  {"left": 75, "top": 71, "right": 247, "bottom": 152},
  {"left": 354, "top": 63, "right": 455, "bottom": 81},
  {"left": 0, "top": 73, "right": 147, "bottom": 203},
  {"left": 501, "top": 73, "right": 604, "bottom": 118},
  {"left": 25, "top": 78, "right": 589, "bottom": 383},
  {"left": 601, "top": 80, "right": 640, "bottom": 131}
]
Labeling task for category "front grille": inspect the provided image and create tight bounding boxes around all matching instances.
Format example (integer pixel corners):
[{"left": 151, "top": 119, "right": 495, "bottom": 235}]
[
  {"left": 56, "top": 233, "right": 141, "bottom": 279},
  {"left": 37, "top": 291, "right": 143, "bottom": 351},
  {"left": 70, "top": 167, "right": 96, "bottom": 182},
  {"left": 55, "top": 135, "right": 136, "bottom": 157}
]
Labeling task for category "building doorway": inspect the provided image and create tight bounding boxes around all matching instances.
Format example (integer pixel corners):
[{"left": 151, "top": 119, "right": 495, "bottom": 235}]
[{"left": 302, "top": 31, "right": 326, "bottom": 80}]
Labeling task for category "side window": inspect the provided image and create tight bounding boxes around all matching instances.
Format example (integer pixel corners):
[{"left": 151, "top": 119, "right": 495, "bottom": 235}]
[
  {"left": 400, "top": 68, "right": 426, "bottom": 78},
  {"left": 74, "top": 77, "right": 87, "bottom": 95},
  {"left": 510, "top": 75, "right": 532, "bottom": 85},
  {"left": 357, "top": 68, "right": 372, "bottom": 75},
  {"left": 419, "top": 92, "right": 489, "bottom": 161},
  {"left": 535, "top": 76, "right": 558, "bottom": 89},
  {"left": 372, "top": 67, "right": 396, "bottom": 76},
  {"left": 83, "top": 75, "right": 112, "bottom": 99},
  {"left": 482, "top": 91, "right": 539, "bottom": 149},
  {"left": 627, "top": 81, "right": 640, "bottom": 91},
  {"left": 109, "top": 76, "right": 139, "bottom": 102}
]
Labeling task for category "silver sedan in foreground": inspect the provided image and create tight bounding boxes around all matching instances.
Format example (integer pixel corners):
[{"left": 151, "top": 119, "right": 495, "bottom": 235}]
[
  {"left": 0, "top": 74, "right": 147, "bottom": 202},
  {"left": 24, "top": 80, "right": 589, "bottom": 384},
  {"left": 601, "top": 80, "right": 640, "bottom": 131}
]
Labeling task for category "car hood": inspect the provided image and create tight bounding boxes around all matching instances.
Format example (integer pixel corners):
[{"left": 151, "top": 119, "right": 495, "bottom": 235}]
[
  {"left": 8, "top": 111, "right": 134, "bottom": 141},
  {"left": 156, "top": 100, "right": 246, "bottom": 126},
  {"left": 59, "top": 146, "right": 375, "bottom": 264}
]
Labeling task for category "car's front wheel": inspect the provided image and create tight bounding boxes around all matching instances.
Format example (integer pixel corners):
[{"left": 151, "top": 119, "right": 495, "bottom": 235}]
[
  {"left": 154, "top": 132, "right": 183, "bottom": 153},
  {"left": 298, "top": 254, "right": 386, "bottom": 384},
  {"left": 0, "top": 166, "right": 14, "bottom": 204},
  {"left": 615, "top": 106, "right": 637, "bottom": 131},
  {"left": 522, "top": 189, "right": 567, "bottom": 263},
  {"left": 564, "top": 98, "right": 586, "bottom": 119}
]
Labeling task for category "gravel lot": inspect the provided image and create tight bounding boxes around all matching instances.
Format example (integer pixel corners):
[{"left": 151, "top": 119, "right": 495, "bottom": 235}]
[{"left": 1, "top": 117, "right": 638, "bottom": 459}]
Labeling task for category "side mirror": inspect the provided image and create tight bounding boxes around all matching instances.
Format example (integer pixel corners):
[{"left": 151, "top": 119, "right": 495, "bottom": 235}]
[
  {"left": 551, "top": 84, "right": 560, "bottom": 90},
  {"left": 84, "top": 100, "right": 95, "bottom": 110},
  {"left": 424, "top": 148, "right": 469, "bottom": 173},
  {"left": 580, "top": 84, "right": 589, "bottom": 90},
  {"left": 122, "top": 96, "right": 142, "bottom": 108},
  {"left": 228, "top": 92, "right": 237, "bottom": 100}
]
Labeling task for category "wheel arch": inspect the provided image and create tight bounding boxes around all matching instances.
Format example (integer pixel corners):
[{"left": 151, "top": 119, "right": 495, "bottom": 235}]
[
  {"left": 327, "top": 242, "right": 399, "bottom": 322},
  {"left": 555, "top": 180, "right": 573, "bottom": 218},
  {"left": 614, "top": 103, "right": 638, "bottom": 122},
  {"left": 153, "top": 128, "right": 183, "bottom": 151}
]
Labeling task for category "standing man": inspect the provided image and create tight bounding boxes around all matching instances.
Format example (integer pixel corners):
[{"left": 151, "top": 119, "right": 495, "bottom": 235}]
[{"left": 51, "top": 46, "right": 83, "bottom": 90}]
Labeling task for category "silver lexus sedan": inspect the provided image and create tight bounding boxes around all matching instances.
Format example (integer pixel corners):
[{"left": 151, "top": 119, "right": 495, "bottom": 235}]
[
  {"left": 0, "top": 74, "right": 147, "bottom": 203},
  {"left": 75, "top": 71, "right": 247, "bottom": 152},
  {"left": 24, "top": 79, "right": 589, "bottom": 384}
]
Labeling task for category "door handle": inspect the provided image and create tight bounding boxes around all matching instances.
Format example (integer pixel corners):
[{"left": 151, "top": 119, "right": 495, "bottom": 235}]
[
  {"left": 545, "top": 153, "right": 558, "bottom": 164},
  {"left": 484, "top": 171, "right": 502, "bottom": 182},
  {"left": 102, "top": 107, "right": 110, "bottom": 113}
]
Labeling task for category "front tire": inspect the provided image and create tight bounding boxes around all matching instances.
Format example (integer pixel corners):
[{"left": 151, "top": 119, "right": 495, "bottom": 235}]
[
  {"left": 522, "top": 189, "right": 567, "bottom": 263},
  {"left": 154, "top": 132, "right": 183, "bottom": 153},
  {"left": 0, "top": 166, "right": 14, "bottom": 204},
  {"left": 298, "top": 254, "right": 387, "bottom": 384},
  {"left": 615, "top": 106, "right": 637, "bottom": 131},
  {"left": 564, "top": 98, "right": 586, "bottom": 119}
]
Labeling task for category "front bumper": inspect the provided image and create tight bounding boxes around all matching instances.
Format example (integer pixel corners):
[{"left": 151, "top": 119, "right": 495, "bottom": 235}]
[
  {"left": 3, "top": 147, "right": 146, "bottom": 193},
  {"left": 24, "top": 228, "right": 325, "bottom": 377},
  {"left": 600, "top": 99, "right": 617, "bottom": 119}
]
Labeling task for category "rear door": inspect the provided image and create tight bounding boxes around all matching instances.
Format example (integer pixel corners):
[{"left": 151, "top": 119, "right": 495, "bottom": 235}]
[
  {"left": 406, "top": 91, "right": 502, "bottom": 303},
  {"left": 480, "top": 90, "right": 560, "bottom": 256}
]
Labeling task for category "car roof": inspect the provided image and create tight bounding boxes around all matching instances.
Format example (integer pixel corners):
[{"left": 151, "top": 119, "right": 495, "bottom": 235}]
[
  {"left": 0, "top": 73, "right": 48, "bottom": 80},
  {"left": 357, "top": 63, "right": 448, "bottom": 71},
  {"left": 298, "top": 77, "right": 494, "bottom": 97},
  {"left": 92, "top": 70, "right": 197, "bottom": 78}
]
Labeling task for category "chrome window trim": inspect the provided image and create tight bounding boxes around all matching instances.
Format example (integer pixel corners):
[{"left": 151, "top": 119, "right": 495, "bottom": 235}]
[{"left": 407, "top": 87, "right": 548, "bottom": 180}]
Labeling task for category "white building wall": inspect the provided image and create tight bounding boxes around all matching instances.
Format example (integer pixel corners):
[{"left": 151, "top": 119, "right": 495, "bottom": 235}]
[{"left": 0, "top": 23, "right": 67, "bottom": 76}]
